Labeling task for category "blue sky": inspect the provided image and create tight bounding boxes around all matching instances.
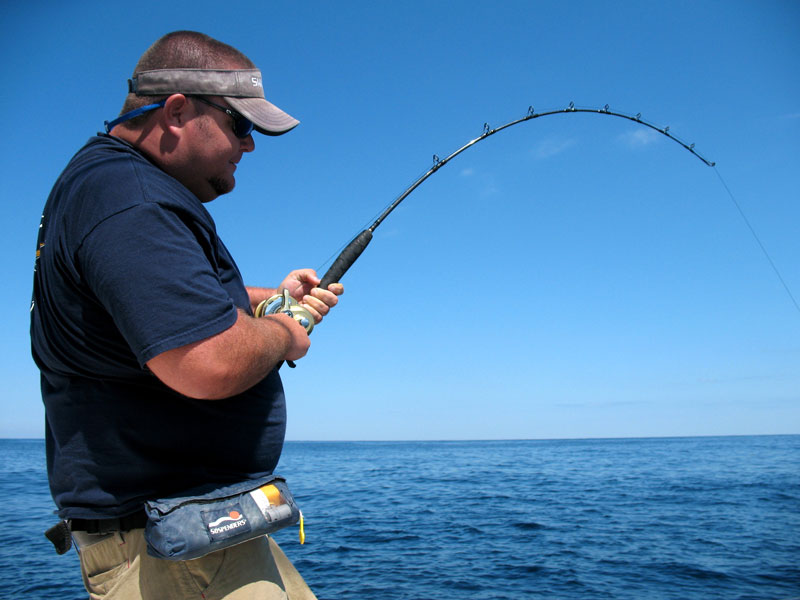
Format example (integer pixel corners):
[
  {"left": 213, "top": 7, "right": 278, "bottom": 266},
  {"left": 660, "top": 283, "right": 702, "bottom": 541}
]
[{"left": 1, "top": 1, "right": 798, "bottom": 440}]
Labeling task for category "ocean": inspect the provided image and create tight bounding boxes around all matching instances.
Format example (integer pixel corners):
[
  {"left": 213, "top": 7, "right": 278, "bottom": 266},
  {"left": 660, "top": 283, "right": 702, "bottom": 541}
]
[{"left": 1, "top": 436, "right": 798, "bottom": 599}]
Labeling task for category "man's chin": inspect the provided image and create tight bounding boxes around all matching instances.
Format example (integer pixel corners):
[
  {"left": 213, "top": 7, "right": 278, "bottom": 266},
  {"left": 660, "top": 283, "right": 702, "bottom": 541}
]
[{"left": 208, "top": 176, "right": 234, "bottom": 198}]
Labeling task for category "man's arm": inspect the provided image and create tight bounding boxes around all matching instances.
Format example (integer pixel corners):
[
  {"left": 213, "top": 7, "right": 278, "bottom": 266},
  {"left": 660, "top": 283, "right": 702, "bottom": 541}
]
[
  {"left": 147, "top": 310, "right": 309, "bottom": 400},
  {"left": 149, "top": 269, "right": 343, "bottom": 400}
]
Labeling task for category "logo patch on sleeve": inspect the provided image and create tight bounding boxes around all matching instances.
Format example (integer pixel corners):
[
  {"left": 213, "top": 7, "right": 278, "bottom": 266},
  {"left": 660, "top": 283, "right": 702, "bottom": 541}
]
[{"left": 202, "top": 504, "right": 251, "bottom": 541}]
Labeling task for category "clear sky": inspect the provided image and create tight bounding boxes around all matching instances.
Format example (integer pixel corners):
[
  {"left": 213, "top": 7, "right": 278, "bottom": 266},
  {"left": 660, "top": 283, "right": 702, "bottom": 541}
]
[{"left": 1, "top": 1, "right": 798, "bottom": 440}]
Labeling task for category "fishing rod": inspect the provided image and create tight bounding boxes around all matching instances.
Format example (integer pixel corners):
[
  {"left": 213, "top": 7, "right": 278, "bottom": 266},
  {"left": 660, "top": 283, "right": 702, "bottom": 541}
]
[
  {"left": 265, "top": 101, "right": 797, "bottom": 358},
  {"left": 316, "top": 102, "right": 715, "bottom": 290}
]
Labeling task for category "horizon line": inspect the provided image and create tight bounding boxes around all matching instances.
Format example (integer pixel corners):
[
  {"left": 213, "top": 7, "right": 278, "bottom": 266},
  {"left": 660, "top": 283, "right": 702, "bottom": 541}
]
[{"left": 2, "top": 433, "right": 797, "bottom": 443}]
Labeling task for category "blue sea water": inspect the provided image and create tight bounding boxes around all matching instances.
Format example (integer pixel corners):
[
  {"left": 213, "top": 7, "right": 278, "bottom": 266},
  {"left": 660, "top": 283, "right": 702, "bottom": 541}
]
[{"left": 1, "top": 436, "right": 798, "bottom": 599}]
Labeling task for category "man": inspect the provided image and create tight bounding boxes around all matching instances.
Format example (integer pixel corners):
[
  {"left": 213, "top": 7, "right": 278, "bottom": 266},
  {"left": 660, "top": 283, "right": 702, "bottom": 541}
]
[{"left": 30, "top": 31, "right": 342, "bottom": 599}]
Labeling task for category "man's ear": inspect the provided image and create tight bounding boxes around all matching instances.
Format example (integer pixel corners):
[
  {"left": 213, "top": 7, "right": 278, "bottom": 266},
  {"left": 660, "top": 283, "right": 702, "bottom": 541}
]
[{"left": 161, "top": 94, "right": 191, "bottom": 133}]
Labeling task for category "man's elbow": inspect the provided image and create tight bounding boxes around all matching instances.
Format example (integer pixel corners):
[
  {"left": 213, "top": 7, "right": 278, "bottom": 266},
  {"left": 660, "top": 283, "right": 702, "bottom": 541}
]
[
  {"left": 146, "top": 342, "right": 258, "bottom": 400},
  {"left": 147, "top": 355, "right": 232, "bottom": 399}
]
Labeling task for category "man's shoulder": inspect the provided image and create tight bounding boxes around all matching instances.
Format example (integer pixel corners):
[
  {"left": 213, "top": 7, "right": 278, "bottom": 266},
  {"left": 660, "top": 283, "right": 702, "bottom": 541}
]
[
  {"left": 56, "top": 135, "right": 201, "bottom": 221},
  {"left": 67, "top": 135, "right": 175, "bottom": 196}
]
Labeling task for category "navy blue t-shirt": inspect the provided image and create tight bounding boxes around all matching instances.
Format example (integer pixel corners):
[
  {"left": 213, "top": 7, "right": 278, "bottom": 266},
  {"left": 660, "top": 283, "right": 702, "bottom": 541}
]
[{"left": 31, "top": 135, "right": 286, "bottom": 519}]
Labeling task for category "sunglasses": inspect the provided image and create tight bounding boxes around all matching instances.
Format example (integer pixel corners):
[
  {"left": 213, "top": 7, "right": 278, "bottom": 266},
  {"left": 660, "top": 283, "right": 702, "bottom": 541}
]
[{"left": 192, "top": 96, "right": 255, "bottom": 139}]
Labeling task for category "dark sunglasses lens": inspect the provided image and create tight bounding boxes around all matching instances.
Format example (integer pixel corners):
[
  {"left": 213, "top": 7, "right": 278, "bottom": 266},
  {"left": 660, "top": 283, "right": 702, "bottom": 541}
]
[{"left": 233, "top": 117, "right": 254, "bottom": 138}]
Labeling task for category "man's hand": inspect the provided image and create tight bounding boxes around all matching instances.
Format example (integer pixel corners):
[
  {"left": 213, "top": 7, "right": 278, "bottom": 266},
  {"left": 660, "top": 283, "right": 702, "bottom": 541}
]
[
  {"left": 264, "top": 311, "right": 311, "bottom": 362},
  {"left": 278, "top": 269, "right": 344, "bottom": 324}
]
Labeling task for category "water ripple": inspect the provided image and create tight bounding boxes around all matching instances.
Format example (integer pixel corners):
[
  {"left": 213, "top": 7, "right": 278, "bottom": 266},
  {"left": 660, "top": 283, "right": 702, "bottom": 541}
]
[{"left": 3, "top": 436, "right": 799, "bottom": 600}]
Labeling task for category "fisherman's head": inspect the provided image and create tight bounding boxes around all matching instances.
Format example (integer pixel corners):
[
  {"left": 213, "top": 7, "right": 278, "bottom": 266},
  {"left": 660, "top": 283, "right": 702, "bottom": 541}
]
[{"left": 106, "top": 31, "right": 298, "bottom": 202}]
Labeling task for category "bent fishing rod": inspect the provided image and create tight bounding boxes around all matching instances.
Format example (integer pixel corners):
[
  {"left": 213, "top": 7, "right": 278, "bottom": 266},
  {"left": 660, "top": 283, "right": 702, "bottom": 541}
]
[
  {"left": 265, "top": 101, "right": 797, "bottom": 353},
  {"left": 261, "top": 103, "right": 719, "bottom": 338},
  {"left": 316, "top": 102, "right": 715, "bottom": 290}
]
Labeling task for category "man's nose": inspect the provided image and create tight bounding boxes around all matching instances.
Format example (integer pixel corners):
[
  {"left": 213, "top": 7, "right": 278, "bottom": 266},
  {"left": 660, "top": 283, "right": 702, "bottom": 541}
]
[{"left": 240, "top": 134, "right": 255, "bottom": 153}]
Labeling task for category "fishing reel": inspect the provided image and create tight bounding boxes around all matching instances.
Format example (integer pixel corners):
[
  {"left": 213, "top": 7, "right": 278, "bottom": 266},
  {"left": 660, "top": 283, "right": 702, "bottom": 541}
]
[{"left": 254, "top": 289, "right": 315, "bottom": 334}]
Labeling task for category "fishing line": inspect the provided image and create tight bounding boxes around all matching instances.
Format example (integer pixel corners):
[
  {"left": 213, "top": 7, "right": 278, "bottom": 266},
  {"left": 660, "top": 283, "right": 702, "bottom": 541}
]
[
  {"left": 712, "top": 168, "right": 800, "bottom": 315},
  {"left": 314, "top": 102, "right": 798, "bottom": 315}
]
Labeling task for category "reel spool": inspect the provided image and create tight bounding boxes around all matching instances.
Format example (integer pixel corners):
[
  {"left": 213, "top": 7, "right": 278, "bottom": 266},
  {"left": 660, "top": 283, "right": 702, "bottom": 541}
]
[{"left": 254, "top": 289, "right": 315, "bottom": 334}]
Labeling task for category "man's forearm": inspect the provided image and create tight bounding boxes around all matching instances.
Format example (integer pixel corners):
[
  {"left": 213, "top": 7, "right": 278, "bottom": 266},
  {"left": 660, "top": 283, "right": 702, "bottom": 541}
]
[{"left": 146, "top": 309, "right": 309, "bottom": 399}]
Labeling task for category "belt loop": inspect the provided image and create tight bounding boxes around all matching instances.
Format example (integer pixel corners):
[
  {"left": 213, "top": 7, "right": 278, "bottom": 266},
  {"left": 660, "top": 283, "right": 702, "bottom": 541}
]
[{"left": 71, "top": 530, "right": 117, "bottom": 551}]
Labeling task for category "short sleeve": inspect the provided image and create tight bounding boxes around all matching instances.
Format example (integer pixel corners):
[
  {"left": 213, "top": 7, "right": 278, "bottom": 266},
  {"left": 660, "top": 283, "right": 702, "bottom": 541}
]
[{"left": 79, "top": 202, "right": 240, "bottom": 365}]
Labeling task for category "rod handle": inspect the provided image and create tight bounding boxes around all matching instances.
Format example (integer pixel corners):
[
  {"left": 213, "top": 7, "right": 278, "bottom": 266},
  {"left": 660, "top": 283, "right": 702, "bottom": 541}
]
[{"left": 318, "top": 229, "right": 373, "bottom": 290}]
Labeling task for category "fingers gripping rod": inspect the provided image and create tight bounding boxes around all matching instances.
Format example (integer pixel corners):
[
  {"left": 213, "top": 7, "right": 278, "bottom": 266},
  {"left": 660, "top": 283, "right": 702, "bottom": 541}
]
[{"left": 317, "top": 103, "right": 714, "bottom": 290}]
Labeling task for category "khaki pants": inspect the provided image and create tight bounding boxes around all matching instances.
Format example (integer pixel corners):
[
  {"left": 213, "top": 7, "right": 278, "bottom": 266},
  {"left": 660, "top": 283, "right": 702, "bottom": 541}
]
[{"left": 74, "top": 529, "right": 317, "bottom": 600}]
